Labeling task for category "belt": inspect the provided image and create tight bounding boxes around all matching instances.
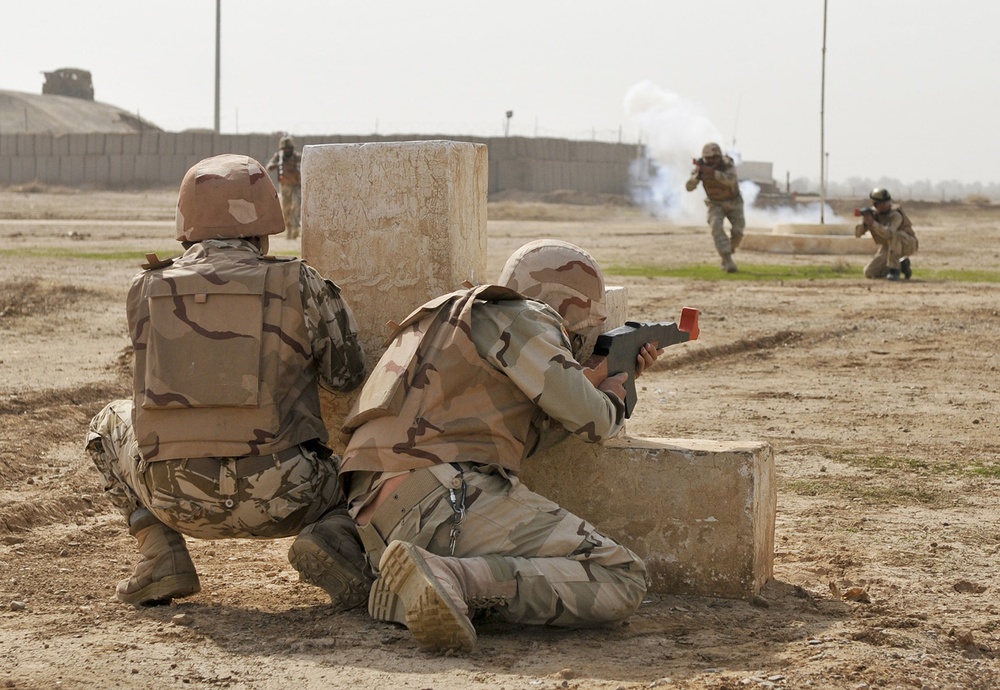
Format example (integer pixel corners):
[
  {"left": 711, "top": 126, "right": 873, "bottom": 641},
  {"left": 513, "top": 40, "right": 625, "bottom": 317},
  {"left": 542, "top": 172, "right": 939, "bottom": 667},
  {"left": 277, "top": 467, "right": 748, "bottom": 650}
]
[
  {"left": 177, "top": 443, "right": 313, "bottom": 479},
  {"left": 367, "top": 468, "right": 444, "bottom": 539}
]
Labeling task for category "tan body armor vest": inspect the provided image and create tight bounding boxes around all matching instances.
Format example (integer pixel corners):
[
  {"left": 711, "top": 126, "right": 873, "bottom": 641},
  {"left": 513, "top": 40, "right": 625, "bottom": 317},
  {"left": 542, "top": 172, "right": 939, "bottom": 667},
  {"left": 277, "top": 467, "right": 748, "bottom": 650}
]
[
  {"left": 341, "top": 285, "right": 544, "bottom": 475},
  {"left": 701, "top": 158, "right": 741, "bottom": 202},
  {"left": 128, "top": 243, "right": 327, "bottom": 462}
]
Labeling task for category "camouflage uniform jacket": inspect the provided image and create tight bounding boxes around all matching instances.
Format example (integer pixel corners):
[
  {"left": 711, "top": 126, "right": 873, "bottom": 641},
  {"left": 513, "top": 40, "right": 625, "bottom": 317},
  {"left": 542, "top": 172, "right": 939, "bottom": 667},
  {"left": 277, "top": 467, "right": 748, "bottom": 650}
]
[
  {"left": 128, "top": 238, "right": 365, "bottom": 462},
  {"left": 685, "top": 155, "right": 741, "bottom": 202},
  {"left": 266, "top": 150, "right": 302, "bottom": 186},
  {"left": 340, "top": 284, "right": 624, "bottom": 476},
  {"left": 857, "top": 204, "right": 918, "bottom": 246}
]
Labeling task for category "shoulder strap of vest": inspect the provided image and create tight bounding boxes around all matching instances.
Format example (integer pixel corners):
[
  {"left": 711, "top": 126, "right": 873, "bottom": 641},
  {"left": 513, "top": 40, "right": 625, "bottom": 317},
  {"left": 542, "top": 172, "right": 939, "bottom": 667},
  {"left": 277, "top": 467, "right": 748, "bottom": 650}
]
[{"left": 140, "top": 253, "right": 175, "bottom": 271}]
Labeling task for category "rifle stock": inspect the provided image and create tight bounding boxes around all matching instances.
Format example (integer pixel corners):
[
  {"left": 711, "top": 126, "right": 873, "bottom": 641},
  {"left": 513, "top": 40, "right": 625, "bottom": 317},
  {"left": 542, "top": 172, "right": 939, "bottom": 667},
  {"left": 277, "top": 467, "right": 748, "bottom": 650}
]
[{"left": 592, "top": 307, "right": 700, "bottom": 418}]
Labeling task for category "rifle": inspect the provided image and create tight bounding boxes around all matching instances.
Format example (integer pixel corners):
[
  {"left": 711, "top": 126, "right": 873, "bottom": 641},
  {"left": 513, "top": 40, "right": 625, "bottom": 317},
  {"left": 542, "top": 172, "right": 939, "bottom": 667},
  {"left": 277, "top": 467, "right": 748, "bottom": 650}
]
[
  {"left": 854, "top": 206, "right": 876, "bottom": 217},
  {"left": 592, "top": 307, "right": 700, "bottom": 417}
]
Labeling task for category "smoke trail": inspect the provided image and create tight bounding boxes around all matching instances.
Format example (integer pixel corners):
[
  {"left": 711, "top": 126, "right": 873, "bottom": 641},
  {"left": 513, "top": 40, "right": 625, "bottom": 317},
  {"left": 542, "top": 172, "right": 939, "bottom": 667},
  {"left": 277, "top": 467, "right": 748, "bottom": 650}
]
[{"left": 625, "top": 80, "right": 839, "bottom": 225}]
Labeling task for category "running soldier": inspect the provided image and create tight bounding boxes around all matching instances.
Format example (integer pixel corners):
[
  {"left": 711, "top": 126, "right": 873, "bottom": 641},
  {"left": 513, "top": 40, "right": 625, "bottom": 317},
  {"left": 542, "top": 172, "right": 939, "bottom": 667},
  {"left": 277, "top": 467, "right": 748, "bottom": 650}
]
[{"left": 685, "top": 142, "right": 745, "bottom": 273}]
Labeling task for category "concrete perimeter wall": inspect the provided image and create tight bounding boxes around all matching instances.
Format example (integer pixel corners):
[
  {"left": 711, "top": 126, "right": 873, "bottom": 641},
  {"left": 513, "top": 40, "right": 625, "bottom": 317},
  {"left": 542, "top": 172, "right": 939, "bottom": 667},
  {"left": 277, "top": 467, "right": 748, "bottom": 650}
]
[{"left": 0, "top": 132, "right": 640, "bottom": 196}]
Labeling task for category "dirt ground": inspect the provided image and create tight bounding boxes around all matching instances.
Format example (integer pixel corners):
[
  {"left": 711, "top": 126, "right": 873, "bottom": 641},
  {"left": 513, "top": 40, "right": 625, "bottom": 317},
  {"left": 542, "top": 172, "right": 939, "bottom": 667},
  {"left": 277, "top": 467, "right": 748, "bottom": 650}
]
[{"left": 1, "top": 188, "right": 998, "bottom": 690}]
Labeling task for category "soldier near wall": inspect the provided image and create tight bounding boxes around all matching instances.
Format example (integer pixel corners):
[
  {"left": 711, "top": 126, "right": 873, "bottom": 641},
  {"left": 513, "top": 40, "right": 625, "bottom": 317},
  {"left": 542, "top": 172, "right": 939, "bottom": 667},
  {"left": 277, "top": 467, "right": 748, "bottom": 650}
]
[
  {"left": 339, "top": 240, "right": 663, "bottom": 653},
  {"left": 85, "top": 154, "right": 370, "bottom": 610},
  {"left": 266, "top": 136, "right": 303, "bottom": 239}
]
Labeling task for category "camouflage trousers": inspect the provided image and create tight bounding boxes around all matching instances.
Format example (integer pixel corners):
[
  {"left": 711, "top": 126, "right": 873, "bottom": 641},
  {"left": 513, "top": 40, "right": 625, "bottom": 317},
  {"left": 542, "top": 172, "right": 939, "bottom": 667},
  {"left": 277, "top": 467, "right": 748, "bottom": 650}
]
[
  {"left": 280, "top": 183, "right": 302, "bottom": 237},
  {"left": 706, "top": 198, "right": 745, "bottom": 256},
  {"left": 357, "top": 463, "right": 648, "bottom": 627},
  {"left": 86, "top": 399, "right": 344, "bottom": 540},
  {"left": 864, "top": 224, "right": 918, "bottom": 278}
]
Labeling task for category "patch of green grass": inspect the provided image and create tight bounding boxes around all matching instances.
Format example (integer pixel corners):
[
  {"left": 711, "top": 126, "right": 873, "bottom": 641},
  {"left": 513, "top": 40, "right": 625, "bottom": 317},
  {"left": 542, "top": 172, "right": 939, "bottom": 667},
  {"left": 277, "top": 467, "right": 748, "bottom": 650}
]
[
  {"left": 967, "top": 463, "right": 1000, "bottom": 479},
  {"left": 839, "top": 452, "right": 999, "bottom": 479},
  {"left": 928, "top": 268, "right": 1000, "bottom": 283},
  {"left": 605, "top": 263, "right": 1000, "bottom": 283},
  {"left": 784, "top": 478, "right": 942, "bottom": 506}
]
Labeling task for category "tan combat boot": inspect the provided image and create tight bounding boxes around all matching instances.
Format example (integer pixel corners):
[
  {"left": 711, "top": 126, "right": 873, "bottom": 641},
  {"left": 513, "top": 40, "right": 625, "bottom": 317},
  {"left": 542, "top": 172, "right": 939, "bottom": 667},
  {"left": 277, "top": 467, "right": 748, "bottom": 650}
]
[
  {"left": 721, "top": 253, "right": 738, "bottom": 273},
  {"left": 288, "top": 510, "right": 373, "bottom": 611},
  {"left": 117, "top": 509, "right": 200, "bottom": 606},
  {"left": 378, "top": 540, "right": 516, "bottom": 653}
]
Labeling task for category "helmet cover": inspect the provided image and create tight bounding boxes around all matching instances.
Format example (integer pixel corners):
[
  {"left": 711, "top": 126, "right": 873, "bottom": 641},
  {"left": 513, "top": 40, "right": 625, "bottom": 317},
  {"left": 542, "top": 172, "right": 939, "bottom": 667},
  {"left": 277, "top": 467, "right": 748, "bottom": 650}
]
[
  {"left": 498, "top": 239, "right": 607, "bottom": 337},
  {"left": 175, "top": 154, "right": 284, "bottom": 242},
  {"left": 870, "top": 187, "right": 892, "bottom": 202}
]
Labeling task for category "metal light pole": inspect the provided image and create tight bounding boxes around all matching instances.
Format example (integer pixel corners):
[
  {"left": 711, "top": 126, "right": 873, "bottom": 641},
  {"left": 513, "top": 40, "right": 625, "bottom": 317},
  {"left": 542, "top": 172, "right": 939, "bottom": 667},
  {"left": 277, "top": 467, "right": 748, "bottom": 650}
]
[
  {"left": 820, "top": 0, "right": 828, "bottom": 222},
  {"left": 214, "top": 0, "right": 221, "bottom": 134}
]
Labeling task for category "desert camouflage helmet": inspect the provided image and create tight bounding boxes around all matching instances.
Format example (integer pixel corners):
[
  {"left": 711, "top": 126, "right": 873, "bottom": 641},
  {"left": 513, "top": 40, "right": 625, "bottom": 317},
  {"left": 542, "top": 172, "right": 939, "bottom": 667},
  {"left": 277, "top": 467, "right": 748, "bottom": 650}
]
[
  {"left": 175, "top": 154, "right": 284, "bottom": 242},
  {"left": 702, "top": 142, "right": 723, "bottom": 159},
  {"left": 870, "top": 187, "right": 892, "bottom": 202},
  {"left": 498, "top": 239, "right": 607, "bottom": 337},
  {"left": 279, "top": 135, "right": 295, "bottom": 149}
]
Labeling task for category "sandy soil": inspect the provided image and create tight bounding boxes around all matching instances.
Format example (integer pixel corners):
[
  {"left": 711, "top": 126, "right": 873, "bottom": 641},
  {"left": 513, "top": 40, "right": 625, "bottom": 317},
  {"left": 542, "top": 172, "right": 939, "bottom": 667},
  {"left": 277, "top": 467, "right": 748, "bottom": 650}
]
[{"left": 1, "top": 188, "right": 998, "bottom": 689}]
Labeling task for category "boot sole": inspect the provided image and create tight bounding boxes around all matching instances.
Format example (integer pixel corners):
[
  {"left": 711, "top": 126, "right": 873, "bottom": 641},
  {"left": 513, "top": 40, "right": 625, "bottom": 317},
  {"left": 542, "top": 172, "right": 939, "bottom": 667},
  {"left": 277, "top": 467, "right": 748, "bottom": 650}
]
[
  {"left": 288, "top": 534, "right": 369, "bottom": 611},
  {"left": 117, "top": 573, "right": 201, "bottom": 606},
  {"left": 379, "top": 541, "right": 477, "bottom": 653},
  {"left": 368, "top": 576, "right": 406, "bottom": 625}
]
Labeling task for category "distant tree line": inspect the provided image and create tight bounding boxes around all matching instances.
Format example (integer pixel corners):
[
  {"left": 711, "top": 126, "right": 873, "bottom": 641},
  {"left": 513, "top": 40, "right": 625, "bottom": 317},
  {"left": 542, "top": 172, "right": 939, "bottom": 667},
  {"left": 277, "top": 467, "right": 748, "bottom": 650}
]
[{"left": 789, "top": 176, "right": 1000, "bottom": 202}]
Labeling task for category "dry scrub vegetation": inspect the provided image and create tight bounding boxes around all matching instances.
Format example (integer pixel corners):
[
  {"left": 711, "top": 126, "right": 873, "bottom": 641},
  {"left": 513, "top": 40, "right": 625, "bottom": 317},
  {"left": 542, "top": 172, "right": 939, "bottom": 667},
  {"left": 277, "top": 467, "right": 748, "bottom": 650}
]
[{"left": 1, "top": 188, "right": 998, "bottom": 689}]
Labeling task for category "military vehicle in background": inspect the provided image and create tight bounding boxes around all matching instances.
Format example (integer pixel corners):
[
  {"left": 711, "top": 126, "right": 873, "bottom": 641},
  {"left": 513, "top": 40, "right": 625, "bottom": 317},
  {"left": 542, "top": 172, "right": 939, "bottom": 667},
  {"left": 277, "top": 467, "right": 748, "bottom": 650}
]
[{"left": 42, "top": 68, "right": 95, "bottom": 101}]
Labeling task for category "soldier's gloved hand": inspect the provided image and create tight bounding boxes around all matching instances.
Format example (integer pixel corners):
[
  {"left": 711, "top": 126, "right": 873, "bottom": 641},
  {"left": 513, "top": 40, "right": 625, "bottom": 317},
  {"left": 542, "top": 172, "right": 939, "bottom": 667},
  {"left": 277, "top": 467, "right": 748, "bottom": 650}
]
[{"left": 635, "top": 342, "right": 663, "bottom": 379}]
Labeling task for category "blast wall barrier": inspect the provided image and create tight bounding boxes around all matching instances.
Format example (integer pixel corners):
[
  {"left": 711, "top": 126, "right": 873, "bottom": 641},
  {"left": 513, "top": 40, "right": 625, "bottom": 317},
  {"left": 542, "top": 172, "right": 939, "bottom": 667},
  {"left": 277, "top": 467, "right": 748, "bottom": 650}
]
[{"left": 0, "top": 132, "right": 641, "bottom": 195}]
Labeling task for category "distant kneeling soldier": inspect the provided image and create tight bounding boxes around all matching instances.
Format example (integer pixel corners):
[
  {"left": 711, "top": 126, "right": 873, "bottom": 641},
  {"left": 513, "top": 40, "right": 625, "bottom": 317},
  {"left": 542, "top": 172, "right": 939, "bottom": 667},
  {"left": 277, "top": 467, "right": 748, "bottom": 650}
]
[
  {"left": 86, "top": 154, "right": 371, "bottom": 608},
  {"left": 855, "top": 187, "right": 918, "bottom": 280}
]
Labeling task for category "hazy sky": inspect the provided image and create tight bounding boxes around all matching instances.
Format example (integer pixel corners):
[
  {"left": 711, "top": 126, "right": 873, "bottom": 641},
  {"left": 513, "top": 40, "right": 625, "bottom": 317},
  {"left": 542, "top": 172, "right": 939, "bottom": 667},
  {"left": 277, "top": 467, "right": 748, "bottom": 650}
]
[{"left": 4, "top": 1, "right": 997, "bottom": 185}]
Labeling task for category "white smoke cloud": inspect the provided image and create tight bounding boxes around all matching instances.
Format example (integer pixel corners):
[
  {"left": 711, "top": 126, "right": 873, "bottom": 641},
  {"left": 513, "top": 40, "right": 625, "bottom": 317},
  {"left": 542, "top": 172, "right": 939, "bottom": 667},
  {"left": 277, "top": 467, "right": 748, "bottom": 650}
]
[{"left": 624, "top": 80, "right": 839, "bottom": 225}]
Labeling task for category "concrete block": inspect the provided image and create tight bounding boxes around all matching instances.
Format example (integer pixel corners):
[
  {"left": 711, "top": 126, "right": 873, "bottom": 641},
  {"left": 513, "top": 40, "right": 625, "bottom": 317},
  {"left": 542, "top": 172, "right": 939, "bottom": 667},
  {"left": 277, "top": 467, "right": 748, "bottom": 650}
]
[
  {"left": 10, "top": 158, "right": 35, "bottom": 184},
  {"left": 135, "top": 155, "right": 160, "bottom": 183},
  {"left": 121, "top": 134, "right": 140, "bottom": 155},
  {"left": 109, "top": 157, "right": 131, "bottom": 186},
  {"left": 158, "top": 154, "right": 188, "bottom": 184},
  {"left": 60, "top": 156, "right": 85, "bottom": 185},
  {"left": 68, "top": 134, "right": 87, "bottom": 156},
  {"left": 301, "top": 140, "right": 488, "bottom": 360},
  {"left": 773, "top": 222, "right": 854, "bottom": 236},
  {"left": 158, "top": 132, "right": 176, "bottom": 155},
  {"left": 50, "top": 134, "right": 70, "bottom": 156},
  {"left": 519, "top": 435, "right": 775, "bottom": 599},
  {"left": 740, "top": 232, "right": 875, "bottom": 255},
  {"left": 190, "top": 132, "right": 214, "bottom": 159},
  {"left": 37, "top": 157, "right": 60, "bottom": 183},
  {"left": 0, "top": 156, "right": 9, "bottom": 184},
  {"left": 139, "top": 131, "right": 159, "bottom": 155},
  {"left": 219, "top": 134, "right": 251, "bottom": 156},
  {"left": 84, "top": 155, "right": 110, "bottom": 184},
  {"left": 86, "top": 133, "right": 105, "bottom": 155},
  {"left": 105, "top": 135, "right": 124, "bottom": 156},
  {"left": 33, "top": 134, "right": 52, "bottom": 156},
  {"left": 0, "top": 136, "right": 15, "bottom": 156},
  {"left": 15, "top": 133, "right": 34, "bottom": 156}
]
